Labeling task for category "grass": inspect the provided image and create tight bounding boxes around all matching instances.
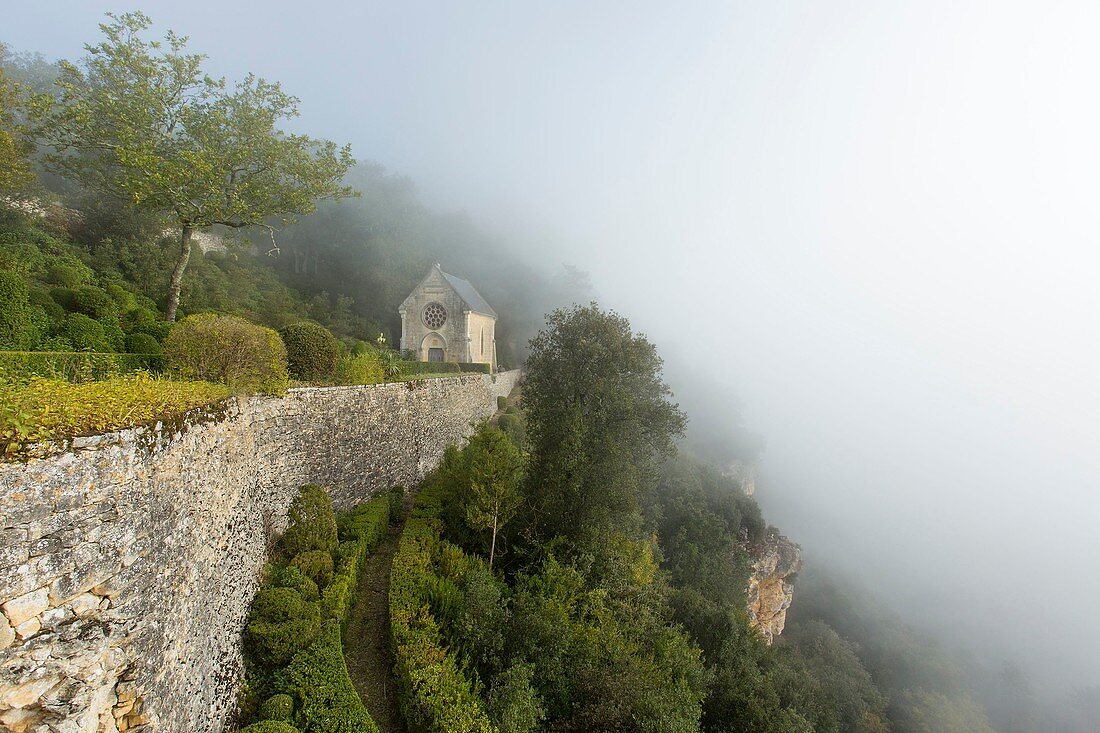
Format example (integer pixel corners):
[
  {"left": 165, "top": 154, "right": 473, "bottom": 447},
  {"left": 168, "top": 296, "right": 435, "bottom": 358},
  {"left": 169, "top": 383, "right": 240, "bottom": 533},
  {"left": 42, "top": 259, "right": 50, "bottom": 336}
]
[{"left": 0, "top": 372, "right": 230, "bottom": 459}]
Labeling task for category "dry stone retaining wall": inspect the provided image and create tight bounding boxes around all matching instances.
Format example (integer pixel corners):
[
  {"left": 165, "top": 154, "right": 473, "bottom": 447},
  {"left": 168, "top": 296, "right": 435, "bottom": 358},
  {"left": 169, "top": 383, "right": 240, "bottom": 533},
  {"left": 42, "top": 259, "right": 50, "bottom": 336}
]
[{"left": 0, "top": 371, "right": 519, "bottom": 733}]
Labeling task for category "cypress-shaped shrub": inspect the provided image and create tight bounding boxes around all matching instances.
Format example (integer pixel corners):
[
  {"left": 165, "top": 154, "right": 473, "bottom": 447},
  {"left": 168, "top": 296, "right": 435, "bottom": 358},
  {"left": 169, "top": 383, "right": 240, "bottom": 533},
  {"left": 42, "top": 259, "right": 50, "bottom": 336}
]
[
  {"left": 279, "top": 321, "right": 341, "bottom": 381},
  {"left": 164, "top": 313, "right": 288, "bottom": 394},
  {"left": 280, "top": 484, "right": 338, "bottom": 558}
]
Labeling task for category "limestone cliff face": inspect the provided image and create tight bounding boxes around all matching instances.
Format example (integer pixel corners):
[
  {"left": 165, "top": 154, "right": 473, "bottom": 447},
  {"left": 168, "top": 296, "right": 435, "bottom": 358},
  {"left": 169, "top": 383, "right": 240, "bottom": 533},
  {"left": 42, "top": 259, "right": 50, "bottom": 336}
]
[{"left": 743, "top": 529, "right": 802, "bottom": 644}]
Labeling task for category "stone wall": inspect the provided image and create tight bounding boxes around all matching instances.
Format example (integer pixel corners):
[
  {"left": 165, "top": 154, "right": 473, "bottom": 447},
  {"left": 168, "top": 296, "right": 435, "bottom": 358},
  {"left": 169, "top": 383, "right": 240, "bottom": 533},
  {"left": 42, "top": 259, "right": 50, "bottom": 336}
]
[{"left": 0, "top": 371, "right": 519, "bottom": 733}]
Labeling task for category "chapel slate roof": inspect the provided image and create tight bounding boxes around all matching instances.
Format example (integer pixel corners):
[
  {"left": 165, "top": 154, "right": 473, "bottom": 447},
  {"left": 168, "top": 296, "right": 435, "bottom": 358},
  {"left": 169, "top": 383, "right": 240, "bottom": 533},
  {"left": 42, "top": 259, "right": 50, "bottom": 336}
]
[{"left": 440, "top": 270, "right": 497, "bottom": 318}]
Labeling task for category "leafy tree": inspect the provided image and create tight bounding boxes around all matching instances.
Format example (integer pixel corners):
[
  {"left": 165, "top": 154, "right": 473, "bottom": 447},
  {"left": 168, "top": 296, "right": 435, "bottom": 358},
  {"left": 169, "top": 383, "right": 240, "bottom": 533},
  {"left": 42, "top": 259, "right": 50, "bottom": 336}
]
[
  {"left": 0, "top": 50, "right": 35, "bottom": 194},
  {"left": 522, "top": 303, "right": 685, "bottom": 551},
  {"left": 32, "top": 12, "right": 355, "bottom": 320},
  {"left": 463, "top": 426, "right": 524, "bottom": 568}
]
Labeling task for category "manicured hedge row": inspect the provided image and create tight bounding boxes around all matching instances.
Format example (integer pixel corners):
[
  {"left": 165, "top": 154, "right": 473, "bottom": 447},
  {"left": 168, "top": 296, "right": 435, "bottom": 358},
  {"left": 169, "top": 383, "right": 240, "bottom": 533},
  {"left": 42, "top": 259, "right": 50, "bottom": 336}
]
[
  {"left": 389, "top": 481, "right": 498, "bottom": 733},
  {"left": 398, "top": 361, "right": 492, "bottom": 377},
  {"left": 240, "top": 486, "right": 397, "bottom": 733},
  {"left": 0, "top": 350, "right": 164, "bottom": 381}
]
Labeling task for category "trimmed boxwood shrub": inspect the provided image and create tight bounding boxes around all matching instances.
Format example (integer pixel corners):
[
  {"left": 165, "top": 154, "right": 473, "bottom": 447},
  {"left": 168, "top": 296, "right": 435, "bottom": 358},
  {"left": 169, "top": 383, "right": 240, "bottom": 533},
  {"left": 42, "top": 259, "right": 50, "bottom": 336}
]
[
  {"left": 390, "top": 482, "right": 497, "bottom": 733},
  {"left": 239, "top": 722, "right": 299, "bottom": 733},
  {"left": 268, "top": 565, "right": 320, "bottom": 603},
  {"left": 289, "top": 550, "right": 334, "bottom": 589},
  {"left": 279, "top": 321, "right": 341, "bottom": 381},
  {"left": 124, "top": 332, "right": 162, "bottom": 355},
  {"left": 164, "top": 313, "right": 288, "bottom": 394},
  {"left": 245, "top": 587, "right": 322, "bottom": 668},
  {"left": 281, "top": 484, "right": 338, "bottom": 558},
  {"left": 277, "top": 620, "right": 379, "bottom": 733},
  {"left": 259, "top": 693, "right": 294, "bottom": 722}
]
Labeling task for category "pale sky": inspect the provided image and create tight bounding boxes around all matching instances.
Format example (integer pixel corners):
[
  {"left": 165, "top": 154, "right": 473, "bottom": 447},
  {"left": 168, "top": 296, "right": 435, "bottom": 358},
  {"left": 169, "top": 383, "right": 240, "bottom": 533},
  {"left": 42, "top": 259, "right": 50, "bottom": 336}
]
[{"left": 9, "top": 0, "right": 1100, "bottom": 694}]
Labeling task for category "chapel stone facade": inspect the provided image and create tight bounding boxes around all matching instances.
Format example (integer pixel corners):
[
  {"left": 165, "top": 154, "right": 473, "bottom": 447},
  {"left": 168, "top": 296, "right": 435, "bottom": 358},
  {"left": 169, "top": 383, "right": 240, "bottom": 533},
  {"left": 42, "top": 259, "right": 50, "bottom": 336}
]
[{"left": 399, "top": 263, "right": 497, "bottom": 370}]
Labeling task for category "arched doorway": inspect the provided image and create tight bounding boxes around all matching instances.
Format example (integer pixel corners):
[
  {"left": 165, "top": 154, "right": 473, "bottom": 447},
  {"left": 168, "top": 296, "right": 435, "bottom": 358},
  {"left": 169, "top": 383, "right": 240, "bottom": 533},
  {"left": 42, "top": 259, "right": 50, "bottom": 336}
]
[{"left": 421, "top": 332, "right": 446, "bottom": 362}]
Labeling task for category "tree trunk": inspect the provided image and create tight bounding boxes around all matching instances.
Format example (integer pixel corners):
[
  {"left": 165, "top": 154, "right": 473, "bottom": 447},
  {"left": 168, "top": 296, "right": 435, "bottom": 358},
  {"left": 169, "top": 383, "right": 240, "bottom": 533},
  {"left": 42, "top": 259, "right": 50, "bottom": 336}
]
[
  {"left": 166, "top": 225, "right": 193, "bottom": 322},
  {"left": 489, "top": 515, "right": 498, "bottom": 569}
]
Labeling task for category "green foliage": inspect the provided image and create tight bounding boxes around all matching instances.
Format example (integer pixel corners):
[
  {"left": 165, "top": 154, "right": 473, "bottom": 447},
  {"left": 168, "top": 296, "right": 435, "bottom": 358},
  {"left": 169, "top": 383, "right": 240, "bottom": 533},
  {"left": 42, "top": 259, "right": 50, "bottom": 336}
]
[
  {"left": 33, "top": 11, "right": 356, "bottom": 319},
  {"left": 124, "top": 332, "right": 161, "bottom": 355},
  {"left": 268, "top": 565, "right": 320, "bottom": 604},
  {"left": 164, "top": 313, "right": 288, "bottom": 393},
  {"left": 245, "top": 587, "right": 323, "bottom": 668},
  {"left": 496, "top": 395, "right": 508, "bottom": 411},
  {"left": 0, "top": 373, "right": 228, "bottom": 458},
  {"left": 63, "top": 313, "right": 124, "bottom": 351},
  {"left": 389, "top": 508, "right": 498, "bottom": 733},
  {"left": 462, "top": 426, "right": 524, "bottom": 567},
  {"left": 0, "top": 271, "right": 35, "bottom": 349},
  {"left": 337, "top": 498, "right": 391, "bottom": 547},
  {"left": 0, "top": 64, "right": 34, "bottom": 194},
  {"left": 280, "top": 321, "right": 342, "bottom": 381},
  {"left": 280, "top": 485, "right": 338, "bottom": 559},
  {"left": 335, "top": 351, "right": 384, "bottom": 385},
  {"left": 46, "top": 264, "right": 84, "bottom": 288},
  {"left": 239, "top": 721, "right": 299, "bottom": 733},
  {"left": 70, "top": 284, "right": 117, "bottom": 321},
  {"left": 276, "top": 620, "right": 379, "bottom": 733},
  {"left": 486, "top": 664, "right": 544, "bottom": 733},
  {"left": 495, "top": 412, "right": 525, "bottom": 448},
  {"left": 0, "top": 351, "right": 164, "bottom": 382},
  {"left": 522, "top": 303, "right": 685, "bottom": 551},
  {"left": 290, "top": 551, "right": 334, "bottom": 590},
  {"left": 259, "top": 694, "right": 295, "bottom": 722}
]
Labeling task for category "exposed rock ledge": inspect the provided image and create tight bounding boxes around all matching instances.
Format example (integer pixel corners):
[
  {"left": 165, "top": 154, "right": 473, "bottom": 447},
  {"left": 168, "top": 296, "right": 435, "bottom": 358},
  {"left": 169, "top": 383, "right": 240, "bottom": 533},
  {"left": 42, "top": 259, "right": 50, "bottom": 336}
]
[{"left": 743, "top": 529, "right": 802, "bottom": 644}]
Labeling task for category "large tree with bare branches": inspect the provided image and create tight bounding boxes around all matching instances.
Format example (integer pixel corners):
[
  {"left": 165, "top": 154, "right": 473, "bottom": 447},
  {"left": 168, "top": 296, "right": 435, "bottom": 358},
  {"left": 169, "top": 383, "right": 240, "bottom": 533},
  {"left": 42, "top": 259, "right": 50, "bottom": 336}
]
[{"left": 33, "top": 12, "right": 355, "bottom": 320}]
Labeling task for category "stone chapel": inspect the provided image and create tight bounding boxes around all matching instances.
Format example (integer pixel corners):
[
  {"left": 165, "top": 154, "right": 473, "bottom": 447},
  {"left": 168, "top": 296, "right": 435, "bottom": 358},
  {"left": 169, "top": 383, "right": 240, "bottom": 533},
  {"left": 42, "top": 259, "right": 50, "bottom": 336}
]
[{"left": 399, "top": 263, "right": 497, "bottom": 370}]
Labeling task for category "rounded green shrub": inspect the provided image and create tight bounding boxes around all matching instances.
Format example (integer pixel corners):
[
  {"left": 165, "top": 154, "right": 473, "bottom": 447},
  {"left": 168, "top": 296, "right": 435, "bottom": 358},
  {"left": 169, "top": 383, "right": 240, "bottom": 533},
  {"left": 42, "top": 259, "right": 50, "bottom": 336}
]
[
  {"left": 336, "top": 352, "right": 384, "bottom": 385},
  {"left": 105, "top": 283, "right": 137, "bottom": 312},
  {"left": 281, "top": 484, "right": 338, "bottom": 558},
  {"left": 239, "top": 721, "right": 299, "bottom": 733},
  {"left": 0, "top": 271, "right": 35, "bottom": 350},
  {"left": 290, "top": 550, "right": 334, "bottom": 589},
  {"left": 71, "top": 285, "right": 118, "bottom": 321},
  {"left": 259, "top": 694, "right": 295, "bottom": 722},
  {"left": 49, "top": 287, "right": 76, "bottom": 310},
  {"left": 47, "top": 263, "right": 84, "bottom": 288},
  {"left": 163, "top": 313, "right": 288, "bottom": 394},
  {"left": 125, "top": 332, "right": 162, "bottom": 355},
  {"left": 246, "top": 587, "right": 322, "bottom": 669},
  {"left": 62, "top": 313, "right": 111, "bottom": 351},
  {"left": 279, "top": 321, "right": 341, "bottom": 381},
  {"left": 29, "top": 289, "right": 65, "bottom": 322},
  {"left": 269, "top": 565, "right": 320, "bottom": 603}
]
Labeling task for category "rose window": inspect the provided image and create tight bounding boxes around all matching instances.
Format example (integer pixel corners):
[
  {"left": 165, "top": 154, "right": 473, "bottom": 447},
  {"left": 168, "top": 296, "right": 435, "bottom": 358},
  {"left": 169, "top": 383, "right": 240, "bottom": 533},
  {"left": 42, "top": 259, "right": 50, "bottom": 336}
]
[{"left": 423, "top": 302, "right": 447, "bottom": 329}]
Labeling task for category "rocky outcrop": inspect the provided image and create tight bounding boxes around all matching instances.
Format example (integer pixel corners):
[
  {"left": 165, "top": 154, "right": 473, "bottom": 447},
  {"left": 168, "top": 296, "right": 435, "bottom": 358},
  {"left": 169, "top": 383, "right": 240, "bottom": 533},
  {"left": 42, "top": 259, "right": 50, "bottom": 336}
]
[
  {"left": 744, "top": 529, "right": 802, "bottom": 644},
  {"left": 722, "top": 460, "right": 757, "bottom": 497}
]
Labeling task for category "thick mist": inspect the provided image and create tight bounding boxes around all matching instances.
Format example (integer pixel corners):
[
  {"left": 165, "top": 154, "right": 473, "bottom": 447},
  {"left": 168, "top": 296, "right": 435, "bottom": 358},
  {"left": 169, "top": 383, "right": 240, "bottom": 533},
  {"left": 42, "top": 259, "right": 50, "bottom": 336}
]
[{"left": 13, "top": 0, "right": 1099, "bottom": 714}]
